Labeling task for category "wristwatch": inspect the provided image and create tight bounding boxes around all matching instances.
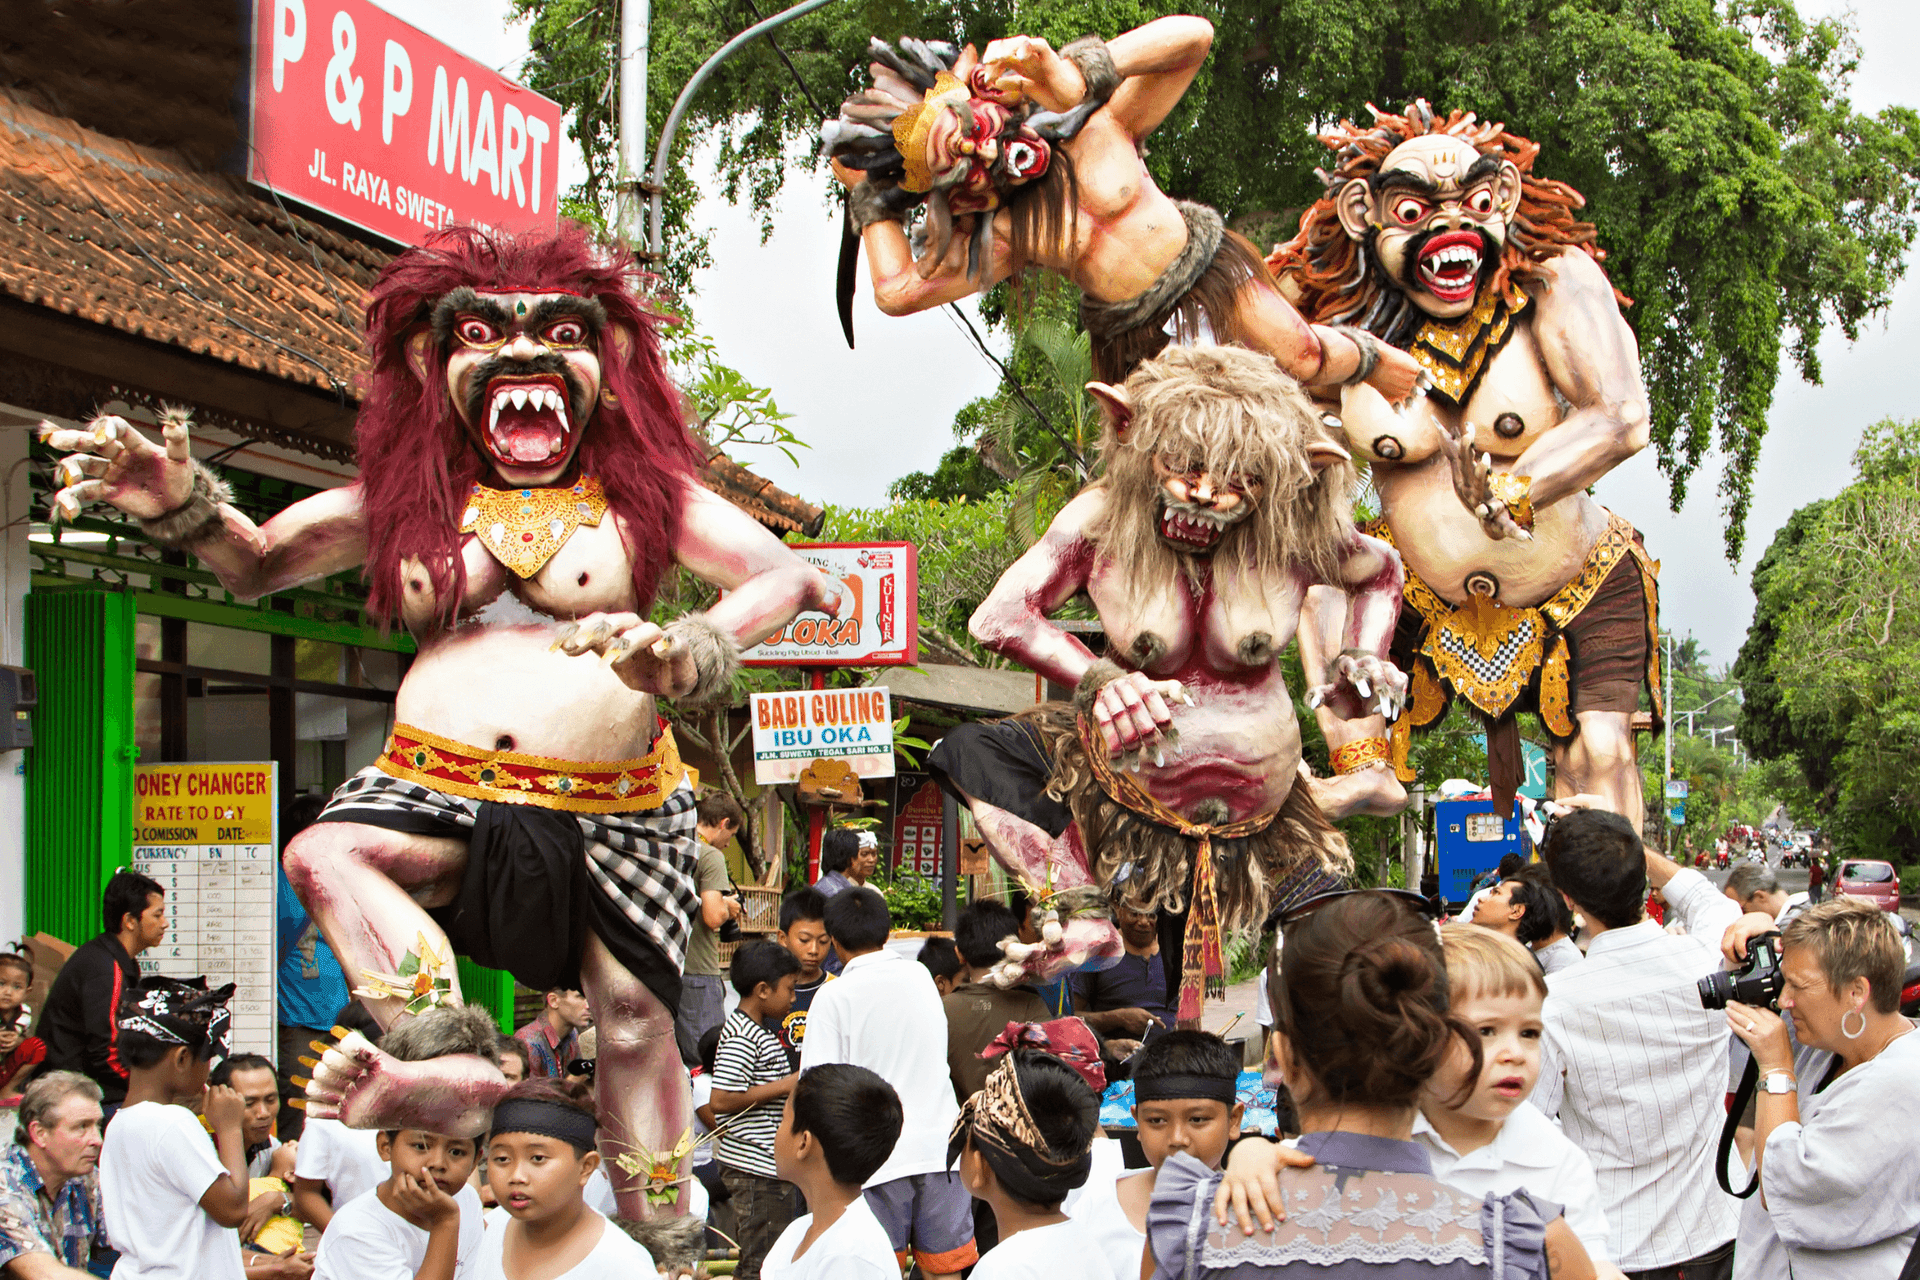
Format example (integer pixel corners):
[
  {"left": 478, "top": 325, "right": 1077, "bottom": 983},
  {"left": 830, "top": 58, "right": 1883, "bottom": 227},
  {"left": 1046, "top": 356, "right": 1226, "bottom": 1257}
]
[{"left": 1760, "top": 1070, "right": 1797, "bottom": 1095}]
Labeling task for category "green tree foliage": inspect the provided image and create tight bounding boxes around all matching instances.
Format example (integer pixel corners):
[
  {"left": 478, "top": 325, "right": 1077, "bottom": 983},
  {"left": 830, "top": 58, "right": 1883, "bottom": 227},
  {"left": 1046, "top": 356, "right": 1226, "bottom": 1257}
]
[
  {"left": 1735, "top": 418, "right": 1920, "bottom": 863},
  {"left": 516, "top": 0, "right": 1917, "bottom": 555},
  {"left": 888, "top": 445, "right": 1008, "bottom": 502},
  {"left": 825, "top": 494, "right": 1030, "bottom": 662}
]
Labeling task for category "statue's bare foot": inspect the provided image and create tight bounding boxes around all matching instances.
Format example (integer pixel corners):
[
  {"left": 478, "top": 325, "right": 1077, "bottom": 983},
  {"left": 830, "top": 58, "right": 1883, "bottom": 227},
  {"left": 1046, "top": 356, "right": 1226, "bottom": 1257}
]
[{"left": 299, "top": 1028, "right": 505, "bottom": 1138}]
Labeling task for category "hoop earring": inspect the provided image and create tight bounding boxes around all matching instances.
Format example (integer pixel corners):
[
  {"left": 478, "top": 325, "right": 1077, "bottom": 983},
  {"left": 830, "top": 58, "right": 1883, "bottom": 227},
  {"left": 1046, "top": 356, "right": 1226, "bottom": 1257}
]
[{"left": 1842, "top": 1009, "right": 1867, "bottom": 1040}]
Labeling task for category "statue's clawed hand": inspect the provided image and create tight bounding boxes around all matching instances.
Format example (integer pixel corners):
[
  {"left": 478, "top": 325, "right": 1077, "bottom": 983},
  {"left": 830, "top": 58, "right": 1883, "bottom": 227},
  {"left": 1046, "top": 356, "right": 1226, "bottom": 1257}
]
[
  {"left": 1090, "top": 670, "right": 1192, "bottom": 771},
  {"left": 39, "top": 413, "right": 196, "bottom": 523},
  {"left": 1435, "top": 419, "right": 1533, "bottom": 542},
  {"left": 1306, "top": 651, "right": 1408, "bottom": 722},
  {"left": 551, "top": 612, "right": 699, "bottom": 698}
]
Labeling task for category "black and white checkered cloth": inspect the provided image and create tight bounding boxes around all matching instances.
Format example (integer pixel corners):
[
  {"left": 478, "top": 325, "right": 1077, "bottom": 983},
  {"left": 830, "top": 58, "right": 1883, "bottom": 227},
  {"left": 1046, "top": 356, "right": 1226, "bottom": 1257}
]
[
  {"left": 1436, "top": 614, "right": 1538, "bottom": 686},
  {"left": 319, "top": 767, "right": 702, "bottom": 971}
]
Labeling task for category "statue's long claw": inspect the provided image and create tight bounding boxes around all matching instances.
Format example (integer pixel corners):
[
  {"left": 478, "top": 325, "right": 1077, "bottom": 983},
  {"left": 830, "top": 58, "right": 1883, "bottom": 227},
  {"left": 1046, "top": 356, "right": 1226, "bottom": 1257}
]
[
  {"left": 549, "top": 622, "right": 579, "bottom": 652},
  {"left": 1305, "top": 688, "right": 1325, "bottom": 710},
  {"left": 1355, "top": 676, "right": 1372, "bottom": 699},
  {"left": 1154, "top": 748, "right": 1166, "bottom": 768}
]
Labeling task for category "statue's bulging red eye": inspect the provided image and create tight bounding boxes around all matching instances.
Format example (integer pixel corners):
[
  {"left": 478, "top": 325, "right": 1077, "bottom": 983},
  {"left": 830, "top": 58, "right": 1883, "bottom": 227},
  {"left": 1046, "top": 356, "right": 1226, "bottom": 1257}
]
[
  {"left": 1468, "top": 188, "right": 1495, "bottom": 215},
  {"left": 546, "top": 321, "right": 587, "bottom": 345},
  {"left": 457, "top": 317, "right": 497, "bottom": 345},
  {"left": 1392, "top": 197, "right": 1428, "bottom": 225}
]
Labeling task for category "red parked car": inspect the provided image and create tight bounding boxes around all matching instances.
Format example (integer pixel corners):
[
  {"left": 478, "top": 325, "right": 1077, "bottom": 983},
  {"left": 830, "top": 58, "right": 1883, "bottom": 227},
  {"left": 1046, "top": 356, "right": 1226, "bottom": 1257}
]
[{"left": 1833, "top": 859, "right": 1901, "bottom": 912}]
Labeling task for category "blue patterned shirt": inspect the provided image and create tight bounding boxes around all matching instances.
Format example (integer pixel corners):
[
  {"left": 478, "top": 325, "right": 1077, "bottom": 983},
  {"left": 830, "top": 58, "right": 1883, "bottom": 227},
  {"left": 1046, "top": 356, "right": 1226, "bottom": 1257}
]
[{"left": 0, "top": 1141, "right": 108, "bottom": 1269}]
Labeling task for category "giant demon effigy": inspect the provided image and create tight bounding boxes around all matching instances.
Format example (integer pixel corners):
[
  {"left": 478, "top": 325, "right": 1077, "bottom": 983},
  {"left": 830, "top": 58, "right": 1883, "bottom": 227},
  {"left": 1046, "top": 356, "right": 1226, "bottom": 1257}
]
[
  {"left": 926, "top": 344, "right": 1408, "bottom": 1025},
  {"left": 43, "top": 225, "right": 836, "bottom": 1269},
  {"left": 1269, "top": 102, "right": 1661, "bottom": 823}
]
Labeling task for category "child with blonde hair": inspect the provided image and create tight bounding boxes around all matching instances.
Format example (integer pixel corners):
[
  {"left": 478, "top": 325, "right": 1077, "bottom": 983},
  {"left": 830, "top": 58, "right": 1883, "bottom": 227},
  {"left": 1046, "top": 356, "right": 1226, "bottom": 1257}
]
[{"left": 1415, "top": 923, "right": 1616, "bottom": 1273}]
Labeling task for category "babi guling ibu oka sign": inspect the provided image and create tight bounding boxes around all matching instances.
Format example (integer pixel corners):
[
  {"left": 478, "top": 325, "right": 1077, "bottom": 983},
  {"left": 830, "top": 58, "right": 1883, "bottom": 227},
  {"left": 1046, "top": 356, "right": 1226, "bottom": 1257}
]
[
  {"left": 247, "top": 0, "right": 563, "bottom": 246},
  {"left": 750, "top": 687, "right": 895, "bottom": 785}
]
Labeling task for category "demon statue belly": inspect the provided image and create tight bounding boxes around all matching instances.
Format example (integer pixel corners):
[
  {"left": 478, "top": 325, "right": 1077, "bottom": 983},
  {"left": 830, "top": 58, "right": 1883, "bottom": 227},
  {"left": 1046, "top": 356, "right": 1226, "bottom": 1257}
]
[
  {"left": 822, "top": 18, "right": 1425, "bottom": 398},
  {"left": 1268, "top": 103, "right": 1662, "bottom": 824},
  {"left": 42, "top": 225, "right": 836, "bottom": 1268},
  {"left": 928, "top": 345, "right": 1405, "bottom": 1026}
]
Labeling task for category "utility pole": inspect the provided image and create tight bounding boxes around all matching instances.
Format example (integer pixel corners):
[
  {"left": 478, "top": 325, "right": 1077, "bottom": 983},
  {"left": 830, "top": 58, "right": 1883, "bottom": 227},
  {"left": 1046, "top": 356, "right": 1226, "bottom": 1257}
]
[
  {"left": 1663, "top": 630, "right": 1674, "bottom": 851},
  {"left": 616, "top": 0, "right": 651, "bottom": 247}
]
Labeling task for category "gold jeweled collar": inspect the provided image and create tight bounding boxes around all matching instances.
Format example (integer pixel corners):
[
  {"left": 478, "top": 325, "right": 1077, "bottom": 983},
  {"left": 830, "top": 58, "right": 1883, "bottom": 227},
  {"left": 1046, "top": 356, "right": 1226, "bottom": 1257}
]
[
  {"left": 459, "top": 477, "right": 607, "bottom": 579},
  {"left": 1410, "top": 287, "right": 1531, "bottom": 408}
]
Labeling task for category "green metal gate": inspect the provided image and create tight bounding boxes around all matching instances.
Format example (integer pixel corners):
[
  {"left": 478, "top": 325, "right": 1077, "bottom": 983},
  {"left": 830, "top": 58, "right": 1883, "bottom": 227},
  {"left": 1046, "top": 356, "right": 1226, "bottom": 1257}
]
[{"left": 24, "top": 587, "right": 137, "bottom": 945}]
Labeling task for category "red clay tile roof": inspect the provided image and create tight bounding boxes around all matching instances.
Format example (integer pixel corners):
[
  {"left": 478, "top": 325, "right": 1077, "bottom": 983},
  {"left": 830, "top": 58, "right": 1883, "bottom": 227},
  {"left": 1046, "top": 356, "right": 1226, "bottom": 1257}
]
[
  {"left": 702, "top": 443, "right": 827, "bottom": 537},
  {"left": 0, "top": 89, "right": 824, "bottom": 535},
  {"left": 0, "top": 89, "right": 379, "bottom": 398}
]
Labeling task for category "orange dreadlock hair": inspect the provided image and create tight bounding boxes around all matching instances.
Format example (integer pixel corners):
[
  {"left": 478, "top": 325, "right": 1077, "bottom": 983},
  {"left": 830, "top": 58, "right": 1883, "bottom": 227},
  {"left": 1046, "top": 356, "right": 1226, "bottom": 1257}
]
[{"left": 1267, "top": 101, "right": 1628, "bottom": 345}]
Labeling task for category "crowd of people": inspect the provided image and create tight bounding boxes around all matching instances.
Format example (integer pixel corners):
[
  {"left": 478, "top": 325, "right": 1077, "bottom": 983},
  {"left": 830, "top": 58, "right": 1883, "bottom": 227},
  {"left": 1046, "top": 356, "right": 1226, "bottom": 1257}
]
[{"left": 0, "top": 807, "right": 1913, "bottom": 1280}]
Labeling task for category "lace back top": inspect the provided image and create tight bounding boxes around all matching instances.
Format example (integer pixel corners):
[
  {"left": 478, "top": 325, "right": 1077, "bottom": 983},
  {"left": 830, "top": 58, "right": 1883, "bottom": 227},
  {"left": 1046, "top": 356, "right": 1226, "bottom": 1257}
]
[{"left": 1148, "top": 1133, "right": 1554, "bottom": 1280}]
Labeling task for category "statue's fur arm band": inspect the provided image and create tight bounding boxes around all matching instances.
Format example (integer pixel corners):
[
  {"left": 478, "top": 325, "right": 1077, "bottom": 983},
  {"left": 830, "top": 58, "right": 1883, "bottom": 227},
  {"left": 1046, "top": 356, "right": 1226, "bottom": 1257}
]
[
  {"left": 1073, "top": 658, "right": 1131, "bottom": 714},
  {"left": 137, "top": 459, "right": 232, "bottom": 549},
  {"left": 665, "top": 612, "right": 742, "bottom": 705},
  {"left": 1060, "top": 36, "right": 1121, "bottom": 106},
  {"left": 847, "top": 181, "right": 902, "bottom": 232}
]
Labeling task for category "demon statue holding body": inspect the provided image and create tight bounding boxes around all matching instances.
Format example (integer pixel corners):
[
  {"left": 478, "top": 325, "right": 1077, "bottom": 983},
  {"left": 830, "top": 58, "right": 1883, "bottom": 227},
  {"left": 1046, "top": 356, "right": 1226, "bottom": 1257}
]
[
  {"left": 928, "top": 345, "right": 1406, "bottom": 1026},
  {"left": 42, "top": 225, "right": 836, "bottom": 1268},
  {"left": 822, "top": 17, "right": 1426, "bottom": 398},
  {"left": 1268, "top": 104, "right": 1662, "bottom": 824}
]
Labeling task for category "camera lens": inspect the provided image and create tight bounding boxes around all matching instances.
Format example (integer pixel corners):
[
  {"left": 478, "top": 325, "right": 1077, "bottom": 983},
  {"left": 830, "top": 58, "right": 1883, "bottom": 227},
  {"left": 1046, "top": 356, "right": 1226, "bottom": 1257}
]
[{"left": 1698, "top": 970, "right": 1734, "bottom": 1010}]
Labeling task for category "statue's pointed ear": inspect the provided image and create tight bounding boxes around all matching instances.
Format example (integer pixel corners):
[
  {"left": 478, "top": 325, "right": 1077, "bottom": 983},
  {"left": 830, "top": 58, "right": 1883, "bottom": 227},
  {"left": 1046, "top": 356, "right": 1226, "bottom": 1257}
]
[
  {"left": 1086, "top": 382, "right": 1133, "bottom": 440},
  {"left": 607, "top": 323, "right": 636, "bottom": 365},
  {"left": 1307, "top": 441, "right": 1352, "bottom": 473},
  {"left": 406, "top": 329, "right": 435, "bottom": 386}
]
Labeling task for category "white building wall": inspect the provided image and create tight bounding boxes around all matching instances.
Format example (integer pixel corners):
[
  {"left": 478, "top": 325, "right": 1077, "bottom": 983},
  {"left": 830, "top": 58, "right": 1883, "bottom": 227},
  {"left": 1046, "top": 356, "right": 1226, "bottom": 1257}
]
[{"left": 0, "top": 404, "right": 36, "bottom": 942}]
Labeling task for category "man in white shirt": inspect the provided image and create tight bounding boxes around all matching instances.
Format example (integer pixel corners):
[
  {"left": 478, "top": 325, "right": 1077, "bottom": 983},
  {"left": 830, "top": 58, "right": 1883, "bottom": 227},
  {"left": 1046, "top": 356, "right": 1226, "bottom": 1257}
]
[
  {"left": 799, "top": 888, "right": 975, "bottom": 1278},
  {"left": 1534, "top": 809, "right": 1770, "bottom": 1280}
]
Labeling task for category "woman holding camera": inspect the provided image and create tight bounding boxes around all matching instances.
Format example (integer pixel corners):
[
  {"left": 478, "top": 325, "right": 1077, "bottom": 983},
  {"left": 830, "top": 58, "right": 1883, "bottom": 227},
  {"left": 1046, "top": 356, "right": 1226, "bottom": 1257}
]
[{"left": 1727, "top": 897, "right": 1920, "bottom": 1279}]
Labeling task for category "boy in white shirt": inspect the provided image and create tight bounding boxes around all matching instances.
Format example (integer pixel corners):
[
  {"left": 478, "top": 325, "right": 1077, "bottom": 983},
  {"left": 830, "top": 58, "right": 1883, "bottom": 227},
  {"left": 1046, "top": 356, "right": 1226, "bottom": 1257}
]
[
  {"left": 799, "top": 887, "right": 975, "bottom": 1277},
  {"left": 1414, "top": 924, "right": 1619, "bottom": 1274},
  {"left": 100, "top": 978, "right": 286, "bottom": 1280},
  {"left": 313, "top": 1128, "right": 482, "bottom": 1280},
  {"left": 763, "top": 1064, "right": 904, "bottom": 1279}
]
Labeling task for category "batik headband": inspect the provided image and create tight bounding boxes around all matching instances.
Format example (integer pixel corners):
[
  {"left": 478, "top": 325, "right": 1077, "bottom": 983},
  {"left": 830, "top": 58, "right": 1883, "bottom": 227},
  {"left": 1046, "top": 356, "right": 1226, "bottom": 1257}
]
[
  {"left": 948, "top": 1054, "right": 1094, "bottom": 1204},
  {"left": 1133, "top": 1073, "right": 1239, "bottom": 1105},
  {"left": 116, "top": 977, "right": 235, "bottom": 1057},
  {"left": 491, "top": 1098, "right": 598, "bottom": 1153}
]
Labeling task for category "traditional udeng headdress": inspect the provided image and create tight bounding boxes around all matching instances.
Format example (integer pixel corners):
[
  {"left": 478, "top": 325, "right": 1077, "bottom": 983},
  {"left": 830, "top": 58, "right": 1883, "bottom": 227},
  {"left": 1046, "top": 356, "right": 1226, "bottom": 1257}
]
[
  {"left": 117, "top": 976, "right": 235, "bottom": 1059},
  {"left": 948, "top": 1051, "right": 1096, "bottom": 1205}
]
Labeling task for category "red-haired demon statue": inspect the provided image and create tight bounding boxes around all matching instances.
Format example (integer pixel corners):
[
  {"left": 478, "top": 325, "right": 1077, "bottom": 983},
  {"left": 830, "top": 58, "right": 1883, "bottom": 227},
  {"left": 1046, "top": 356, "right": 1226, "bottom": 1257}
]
[
  {"left": 43, "top": 223, "right": 838, "bottom": 1267},
  {"left": 1268, "top": 103, "right": 1661, "bottom": 825}
]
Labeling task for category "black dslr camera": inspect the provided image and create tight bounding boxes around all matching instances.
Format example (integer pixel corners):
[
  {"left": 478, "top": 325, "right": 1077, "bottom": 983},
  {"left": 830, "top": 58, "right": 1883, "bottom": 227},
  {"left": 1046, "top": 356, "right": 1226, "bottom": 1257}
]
[{"left": 1698, "top": 931, "right": 1785, "bottom": 1011}]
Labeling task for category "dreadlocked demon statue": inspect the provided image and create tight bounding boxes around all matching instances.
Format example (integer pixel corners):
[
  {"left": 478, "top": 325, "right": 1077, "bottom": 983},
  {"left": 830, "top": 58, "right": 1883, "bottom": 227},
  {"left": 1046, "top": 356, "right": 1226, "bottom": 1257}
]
[
  {"left": 42, "top": 224, "right": 837, "bottom": 1266},
  {"left": 822, "top": 17, "right": 1425, "bottom": 397},
  {"left": 928, "top": 345, "right": 1406, "bottom": 1026},
  {"left": 1268, "top": 103, "right": 1662, "bottom": 824}
]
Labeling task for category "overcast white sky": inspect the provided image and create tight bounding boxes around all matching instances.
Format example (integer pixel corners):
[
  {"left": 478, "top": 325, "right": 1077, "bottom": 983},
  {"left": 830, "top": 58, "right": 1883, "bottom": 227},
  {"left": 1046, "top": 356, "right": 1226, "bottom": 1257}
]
[{"left": 379, "top": 0, "right": 1918, "bottom": 671}]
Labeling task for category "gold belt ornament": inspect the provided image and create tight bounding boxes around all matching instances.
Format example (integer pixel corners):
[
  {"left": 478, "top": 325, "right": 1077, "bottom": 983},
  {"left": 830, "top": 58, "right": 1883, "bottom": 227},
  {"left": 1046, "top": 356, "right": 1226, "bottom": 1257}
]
[{"left": 375, "top": 719, "right": 684, "bottom": 813}]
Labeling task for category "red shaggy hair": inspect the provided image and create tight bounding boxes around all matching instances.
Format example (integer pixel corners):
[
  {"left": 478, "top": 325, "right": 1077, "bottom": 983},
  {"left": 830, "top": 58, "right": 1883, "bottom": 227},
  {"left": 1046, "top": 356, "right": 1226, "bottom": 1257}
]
[
  {"left": 1268, "top": 102, "right": 1627, "bottom": 343},
  {"left": 355, "top": 223, "right": 704, "bottom": 628}
]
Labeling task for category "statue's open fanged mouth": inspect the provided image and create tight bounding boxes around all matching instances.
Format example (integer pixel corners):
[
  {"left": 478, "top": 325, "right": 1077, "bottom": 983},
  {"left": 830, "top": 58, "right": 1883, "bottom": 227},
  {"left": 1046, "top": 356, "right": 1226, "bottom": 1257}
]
[
  {"left": 1158, "top": 502, "right": 1234, "bottom": 552},
  {"left": 1416, "top": 229, "right": 1485, "bottom": 305},
  {"left": 484, "top": 373, "right": 572, "bottom": 466}
]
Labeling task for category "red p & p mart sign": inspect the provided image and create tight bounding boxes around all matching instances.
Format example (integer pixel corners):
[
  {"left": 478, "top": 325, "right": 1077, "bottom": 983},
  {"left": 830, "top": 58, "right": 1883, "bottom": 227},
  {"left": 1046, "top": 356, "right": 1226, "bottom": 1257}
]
[{"left": 246, "top": 0, "right": 563, "bottom": 246}]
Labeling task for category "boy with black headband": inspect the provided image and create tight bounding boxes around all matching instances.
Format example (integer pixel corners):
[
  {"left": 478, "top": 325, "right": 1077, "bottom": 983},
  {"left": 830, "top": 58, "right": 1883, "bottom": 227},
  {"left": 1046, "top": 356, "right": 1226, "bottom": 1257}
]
[
  {"left": 951, "top": 1048, "right": 1109, "bottom": 1278},
  {"left": 476, "top": 1079, "right": 654, "bottom": 1277},
  {"left": 1066, "top": 1030, "right": 1243, "bottom": 1280},
  {"left": 100, "top": 978, "right": 300, "bottom": 1279}
]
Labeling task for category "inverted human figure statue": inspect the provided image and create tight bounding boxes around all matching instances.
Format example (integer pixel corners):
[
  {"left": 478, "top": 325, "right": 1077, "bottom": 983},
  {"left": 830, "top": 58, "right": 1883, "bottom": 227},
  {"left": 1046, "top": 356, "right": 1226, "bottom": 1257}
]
[
  {"left": 823, "top": 17, "right": 1426, "bottom": 395},
  {"left": 41, "top": 225, "right": 838, "bottom": 1270}
]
